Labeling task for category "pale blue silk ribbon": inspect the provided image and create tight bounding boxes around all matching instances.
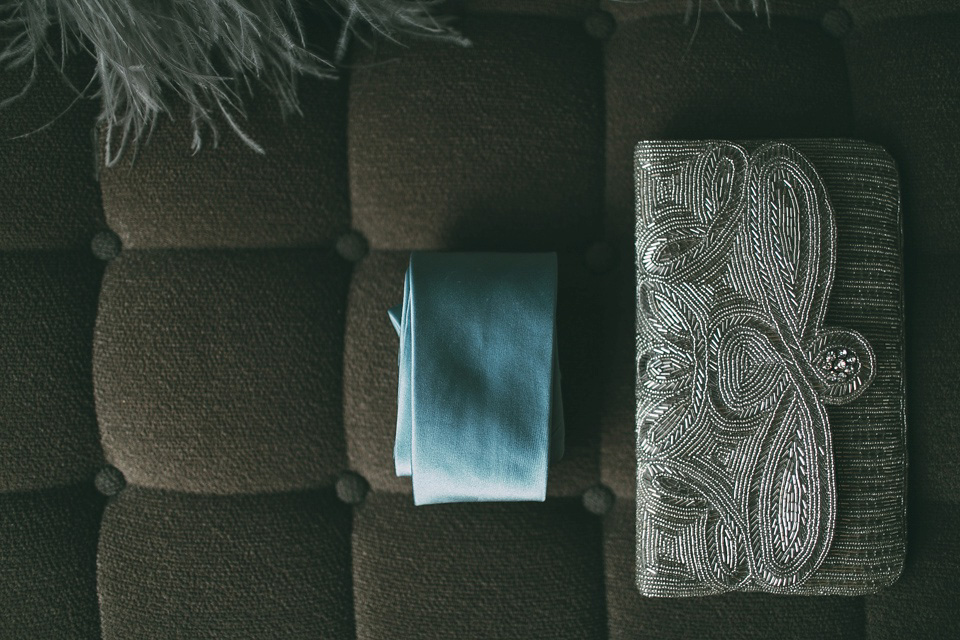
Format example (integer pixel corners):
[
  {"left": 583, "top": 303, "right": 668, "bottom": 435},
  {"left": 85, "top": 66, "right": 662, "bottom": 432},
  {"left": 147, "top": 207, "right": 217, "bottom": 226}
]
[{"left": 388, "top": 252, "right": 564, "bottom": 505}]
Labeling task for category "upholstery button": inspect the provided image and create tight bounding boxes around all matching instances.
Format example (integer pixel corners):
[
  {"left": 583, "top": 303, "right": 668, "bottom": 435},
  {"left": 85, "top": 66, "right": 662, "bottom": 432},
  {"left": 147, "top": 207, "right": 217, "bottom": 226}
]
[
  {"left": 94, "top": 465, "right": 127, "bottom": 496},
  {"left": 336, "top": 230, "right": 369, "bottom": 262},
  {"left": 585, "top": 240, "right": 618, "bottom": 274},
  {"left": 90, "top": 230, "right": 122, "bottom": 261},
  {"left": 335, "top": 471, "right": 370, "bottom": 505},
  {"left": 821, "top": 8, "right": 853, "bottom": 38},
  {"left": 582, "top": 484, "right": 615, "bottom": 515},
  {"left": 584, "top": 10, "right": 617, "bottom": 40}
]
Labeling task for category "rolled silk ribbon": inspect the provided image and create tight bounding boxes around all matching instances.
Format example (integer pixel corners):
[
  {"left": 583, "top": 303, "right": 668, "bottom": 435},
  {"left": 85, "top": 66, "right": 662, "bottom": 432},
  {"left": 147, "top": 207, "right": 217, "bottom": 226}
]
[{"left": 388, "top": 252, "right": 564, "bottom": 505}]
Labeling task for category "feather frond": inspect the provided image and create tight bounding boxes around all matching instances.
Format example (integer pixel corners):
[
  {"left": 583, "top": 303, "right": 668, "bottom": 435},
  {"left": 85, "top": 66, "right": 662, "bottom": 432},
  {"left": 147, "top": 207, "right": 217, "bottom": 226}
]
[{"left": 0, "top": 0, "right": 466, "bottom": 164}]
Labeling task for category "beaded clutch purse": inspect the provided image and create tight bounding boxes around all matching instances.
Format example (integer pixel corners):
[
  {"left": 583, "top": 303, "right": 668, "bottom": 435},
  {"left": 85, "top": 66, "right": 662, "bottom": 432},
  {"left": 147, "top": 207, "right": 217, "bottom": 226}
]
[{"left": 634, "top": 140, "right": 906, "bottom": 596}]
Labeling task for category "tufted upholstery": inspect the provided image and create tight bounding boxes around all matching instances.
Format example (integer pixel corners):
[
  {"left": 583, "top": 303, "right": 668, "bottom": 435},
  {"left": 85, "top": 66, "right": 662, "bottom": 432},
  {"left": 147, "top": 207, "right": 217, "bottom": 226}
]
[{"left": 1, "top": 1, "right": 958, "bottom": 638}]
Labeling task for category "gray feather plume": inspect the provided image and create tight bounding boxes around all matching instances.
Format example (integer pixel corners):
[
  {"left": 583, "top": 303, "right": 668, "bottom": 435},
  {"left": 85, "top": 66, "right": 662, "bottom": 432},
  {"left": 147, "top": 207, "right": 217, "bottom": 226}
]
[{"left": 0, "top": 0, "right": 467, "bottom": 164}]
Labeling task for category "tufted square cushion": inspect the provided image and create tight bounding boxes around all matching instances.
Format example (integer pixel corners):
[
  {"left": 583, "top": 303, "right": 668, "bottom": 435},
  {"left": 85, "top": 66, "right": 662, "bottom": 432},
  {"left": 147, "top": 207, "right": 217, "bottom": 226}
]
[
  {"left": 352, "top": 493, "right": 606, "bottom": 639},
  {"left": 0, "top": 56, "right": 102, "bottom": 251},
  {"left": 342, "top": 250, "right": 413, "bottom": 494},
  {"left": 0, "top": 252, "right": 104, "bottom": 491},
  {"left": 902, "top": 256, "right": 960, "bottom": 503},
  {"left": 97, "top": 486, "right": 354, "bottom": 639},
  {"left": 348, "top": 15, "right": 605, "bottom": 251},
  {"left": 93, "top": 249, "right": 351, "bottom": 494},
  {"left": 845, "top": 14, "right": 960, "bottom": 255},
  {"left": 598, "top": 261, "right": 642, "bottom": 499},
  {"left": 0, "top": 485, "right": 104, "bottom": 638},
  {"left": 97, "top": 78, "right": 350, "bottom": 250}
]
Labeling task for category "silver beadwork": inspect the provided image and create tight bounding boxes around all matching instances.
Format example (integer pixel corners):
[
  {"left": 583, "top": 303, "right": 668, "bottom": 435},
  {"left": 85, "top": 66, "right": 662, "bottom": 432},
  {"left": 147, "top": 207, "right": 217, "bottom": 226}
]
[{"left": 634, "top": 141, "right": 888, "bottom": 596}]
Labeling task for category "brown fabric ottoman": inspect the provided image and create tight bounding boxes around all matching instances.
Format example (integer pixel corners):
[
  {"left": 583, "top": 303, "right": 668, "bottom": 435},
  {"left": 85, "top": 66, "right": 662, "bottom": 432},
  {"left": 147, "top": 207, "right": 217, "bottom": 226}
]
[{"left": 1, "top": 1, "right": 958, "bottom": 638}]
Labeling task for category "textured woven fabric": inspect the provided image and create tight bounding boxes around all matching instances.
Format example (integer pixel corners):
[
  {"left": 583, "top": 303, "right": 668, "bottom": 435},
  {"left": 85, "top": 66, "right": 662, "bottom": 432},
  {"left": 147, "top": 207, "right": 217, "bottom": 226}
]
[
  {"left": 1, "top": 3, "right": 958, "bottom": 639},
  {"left": 389, "top": 252, "right": 563, "bottom": 504},
  {"left": 97, "top": 487, "right": 354, "bottom": 639},
  {"left": 353, "top": 494, "right": 607, "bottom": 639},
  {"left": 634, "top": 139, "right": 905, "bottom": 596},
  {"left": 93, "top": 250, "right": 351, "bottom": 494}
]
